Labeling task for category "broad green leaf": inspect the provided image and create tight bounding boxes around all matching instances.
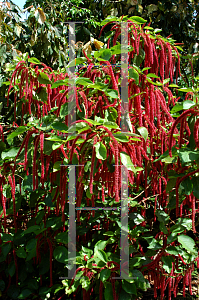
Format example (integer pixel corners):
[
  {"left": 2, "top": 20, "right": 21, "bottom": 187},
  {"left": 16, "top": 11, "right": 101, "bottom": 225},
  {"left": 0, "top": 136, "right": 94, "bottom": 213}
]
[
  {"left": 26, "top": 239, "right": 37, "bottom": 252},
  {"left": 137, "top": 127, "right": 148, "bottom": 141},
  {"left": 129, "top": 213, "right": 145, "bottom": 225},
  {"left": 105, "top": 89, "right": 119, "bottom": 98},
  {"left": 129, "top": 16, "right": 147, "bottom": 24},
  {"left": 38, "top": 72, "right": 51, "bottom": 84},
  {"left": 103, "top": 121, "right": 119, "bottom": 129},
  {"left": 170, "top": 104, "right": 183, "bottom": 114},
  {"left": 178, "top": 88, "right": 194, "bottom": 93},
  {"left": 1, "top": 233, "right": 13, "bottom": 242},
  {"left": 100, "top": 269, "right": 111, "bottom": 282},
  {"left": 113, "top": 133, "right": 129, "bottom": 143},
  {"left": 146, "top": 73, "right": 159, "bottom": 78},
  {"left": 76, "top": 77, "right": 93, "bottom": 86},
  {"left": 8, "top": 261, "right": 15, "bottom": 277},
  {"left": 180, "top": 177, "right": 193, "bottom": 195},
  {"left": 67, "top": 57, "right": 87, "bottom": 67},
  {"left": 129, "top": 68, "right": 139, "bottom": 85},
  {"left": 163, "top": 78, "right": 170, "bottom": 85},
  {"left": 168, "top": 84, "right": 179, "bottom": 88},
  {"left": 1, "top": 147, "right": 20, "bottom": 160},
  {"left": 67, "top": 122, "right": 90, "bottom": 133},
  {"left": 147, "top": 238, "right": 162, "bottom": 250},
  {"left": 45, "top": 136, "right": 63, "bottom": 142},
  {"left": 122, "top": 280, "right": 137, "bottom": 295},
  {"left": 183, "top": 100, "right": 195, "bottom": 110},
  {"left": 94, "top": 142, "right": 107, "bottom": 160},
  {"left": 192, "top": 176, "right": 199, "bottom": 198},
  {"left": 28, "top": 57, "right": 41, "bottom": 64},
  {"left": 120, "top": 152, "right": 135, "bottom": 172},
  {"left": 53, "top": 246, "right": 68, "bottom": 263},
  {"left": 55, "top": 232, "right": 68, "bottom": 244},
  {"left": 104, "top": 282, "right": 113, "bottom": 300},
  {"left": 52, "top": 143, "right": 62, "bottom": 150},
  {"left": 161, "top": 256, "right": 173, "bottom": 273},
  {"left": 1, "top": 243, "right": 11, "bottom": 257},
  {"left": 166, "top": 246, "right": 180, "bottom": 256},
  {"left": 94, "top": 250, "right": 107, "bottom": 263},
  {"left": 7, "top": 126, "right": 27, "bottom": 141},
  {"left": 178, "top": 234, "right": 196, "bottom": 253},
  {"left": 51, "top": 80, "right": 68, "bottom": 89},
  {"left": 177, "top": 149, "right": 199, "bottom": 163},
  {"left": 16, "top": 247, "right": 27, "bottom": 258},
  {"left": 94, "top": 240, "right": 108, "bottom": 252},
  {"left": 51, "top": 122, "right": 68, "bottom": 132},
  {"left": 18, "top": 289, "right": 32, "bottom": 299},
  {"left": 155, "top": 210, "right": 169, "bottom": 224},
  {"left": 24, "top": 225, "right": 40, "bottom": 234},
  {"left": 97, "top": 49, "right": 112, "bottom": 61}
]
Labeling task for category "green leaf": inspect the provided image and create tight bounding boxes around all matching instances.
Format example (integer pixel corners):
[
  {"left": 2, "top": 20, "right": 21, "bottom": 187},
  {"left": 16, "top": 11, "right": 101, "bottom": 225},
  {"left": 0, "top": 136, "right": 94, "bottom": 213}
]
[
  {"left": 16, "top": 247, "right": 27, "bottom": 259},
  {"left": 53, "top": 246, "right": 68, "bottom": 263},
  {"left": 183, "top": 100, "right": 195, "bottom": 110},
  {"left": 168, "top": 84, "right": 179, "bottom": 88},
  {"left": 161, "top": 256, "right": 173, "bottom": 273},
  {"left": 146, "top": 73, "right": 159, "bottom": 78},
  {"left": 51, "top": 122, "right": 68, "bottom": 132},
  {"left": 100, "top": 269, "right": 111, "bottom": 282},
  {"left": 94, "top": 240, "right": 108, "bottom": 252},
  {"left": 1, "top": 233, "right": 13, "bottom": 242},
  {"left": 113, "top": 133, "right": 129, "bottom": 143},
  {"left": 37, "top": 87, "right": 48, "bottom": 103},
  {"left": 22, "top": 175, "right": 33, "bottom": 192},
  {"left": 192, "top": 176, "right": 199, "bottom": 199},
  {"left": 67, "top": 57, "right": 87, "bottom": 68},
  {"left": 177, "top": 148, "right": 199, "bottom": 163},
  {"left": 155, "top": 210, "right": 169, "bottom": 224},
  {"left": 97, "top": 49, "right": 112, "bottom": 61},
  {"left": 94, "top": 142, "right": 107, "bottom": 160},
  {"left": 103, "top": 121, "right": 119, "bottom": 129},
  {"left": 1, "top": 243, "right": 11, "bottom": 257},
  {"left": 170, "top": 103, "right": 183, "bottom": 114},
  {"left": 8, "top": 261, "right": 15, "bottom": 277},
  {"left": 105, "top": 89, "right": 119, "bottom": 98},
  {"left": 7, "top": 126, "right": 27, "bottom": 142},
  {"left": 28, "top": 57, "right": 41, "bottom": 64},
  {"left": 129, "top": 16, "right": 147, "bottom": 24},
  {"left": 120, "top": 152, "right": 136, "bottom": 172},
  {"left": 76, "top": 77, "right": 93, "bottom": 86},
  {"left": 55, "top": 232, "right": 68, "bottom": 244},
  {"left": 60, "top": 102, "right": 75, "bottom": 118},
  {"left": 163, "top": 78, "right": 170, "bottom": 85},
  {"left": 51, "top": 80, "right": 68, "bottom": 89},
  {"left": 180, "top": 177, "right": 193, "bottom": 195},
  {"left": 166, "top": 246, "right": 179, "bottom": 256},
  {"left": 68, "top": 122, "right": 90, "bottom": 133},
  {"left": 24, "top": 225, "right": 40, "bottom": 234},
  {"left": 0, "top": 280, "right": 5, "bottom": 292},
  {"left": 122, "top": 280, "right": 137, "bottom": 295},
  {"left": 18, "top": 289, "right": 32, "bottom": 299},
  {"left": 1, "top": 147, "right": 20, "bottom": 160},
  {"left": 94, "top": 250, "right": 107, "bottom": 263},
  {"left": 137, "top": 127, "right": 148, "bottom": 141},
  {"left": 38, "top": 72, "right": 51, "bottom": 84},
  {"left": 147, "top": 238, "right": 162, "bottom": 250},
  {"left": 26, "top": 239, "right": 37, "bottom": 252},
  {"left": 178, "top": 88, "right": 194, "bottom": 93},
  {"left": 104, "top": 282, "right": 113, "bottom": 300},
  {"left": 129, "top": 68, "right": 139, "bottom": 85},
  {"left": 178, "top": 234, "right": 196, "bottom": 253}
]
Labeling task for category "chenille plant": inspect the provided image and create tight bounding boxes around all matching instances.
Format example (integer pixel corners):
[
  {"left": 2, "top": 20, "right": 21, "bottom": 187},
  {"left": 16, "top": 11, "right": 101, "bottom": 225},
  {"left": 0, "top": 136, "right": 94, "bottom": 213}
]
[{"left": 0, "top": 15, "right": 199, "bottom": 300}]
